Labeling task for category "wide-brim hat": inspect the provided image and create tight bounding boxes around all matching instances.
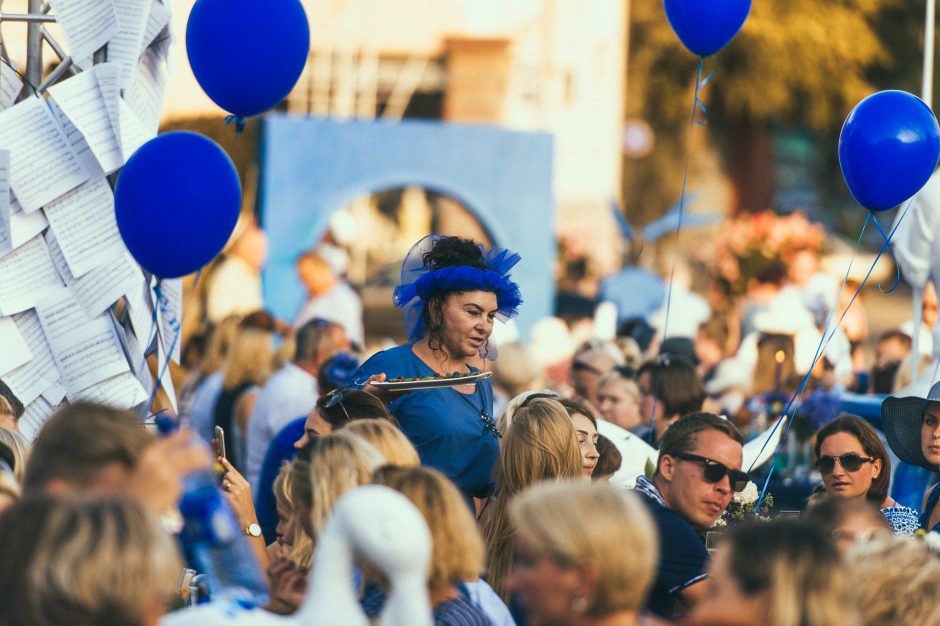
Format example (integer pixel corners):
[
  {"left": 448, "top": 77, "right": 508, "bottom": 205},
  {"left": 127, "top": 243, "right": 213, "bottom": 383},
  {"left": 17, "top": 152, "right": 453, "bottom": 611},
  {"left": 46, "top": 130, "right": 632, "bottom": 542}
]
[{"left": 881, "top": 380, "right": 940, "bottom": 469}]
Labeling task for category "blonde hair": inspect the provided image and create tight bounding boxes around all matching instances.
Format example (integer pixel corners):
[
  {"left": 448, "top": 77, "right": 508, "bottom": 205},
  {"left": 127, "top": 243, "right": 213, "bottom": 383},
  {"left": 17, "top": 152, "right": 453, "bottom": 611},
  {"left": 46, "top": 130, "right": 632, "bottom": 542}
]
[
  {"left": 0, "top": 428, "right": 30, "bottom": 483},
  {"left": 221, "top": 327, "right": 275, "bottom": 389},
  {"left": 342, "top": 420, "right": 420, "bottom": 467},
  {"left": 274, "top": 461, "right": 313, "bottom": 569},
  {"left": 512, "top": 481, "right": 658, "bottom": 615},
  {"left": 481, "top": 398, "right": 582, "bottom": 599},
  {"left": 375, "top": 466, "right": 485, "bottom": 591},
  {"left": 0, "top": 468, "right": 19, "bottom": 506},
  {"left": 293, "top": 431, "right": 385, "bottom": 547},
  {"left": 847, "top": 535, "right": 940, "bottom": 626},
  {"left": 597, "top": 371, "right": 640, "bottom": 399},
  {"left": 0, "top": 496, "right": 181, "bottom": 625},
  {"left": 199, "top": 315, "right": 242, "bottom": 375}
]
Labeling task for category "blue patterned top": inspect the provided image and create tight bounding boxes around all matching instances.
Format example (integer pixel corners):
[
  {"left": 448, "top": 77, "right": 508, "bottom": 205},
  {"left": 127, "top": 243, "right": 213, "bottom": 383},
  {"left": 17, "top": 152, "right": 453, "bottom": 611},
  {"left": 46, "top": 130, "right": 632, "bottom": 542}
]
[{"left": 882, "top": 505, "right": 920, "bottom": 536}]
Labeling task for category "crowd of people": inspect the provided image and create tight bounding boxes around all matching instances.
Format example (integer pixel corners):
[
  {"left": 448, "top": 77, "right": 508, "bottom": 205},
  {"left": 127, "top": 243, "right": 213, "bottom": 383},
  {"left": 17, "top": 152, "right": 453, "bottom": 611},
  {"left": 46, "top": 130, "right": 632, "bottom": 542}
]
[{"left": 1, "top": 234, "right": 939, "bottom": 625}]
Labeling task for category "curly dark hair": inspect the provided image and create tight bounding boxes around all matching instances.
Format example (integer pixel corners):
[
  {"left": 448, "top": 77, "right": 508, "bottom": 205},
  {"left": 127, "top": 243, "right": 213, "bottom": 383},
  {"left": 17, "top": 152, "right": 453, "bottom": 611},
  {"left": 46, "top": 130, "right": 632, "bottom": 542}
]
[{"left": 419, "top": 237, "right": 492, "bottom": 358}]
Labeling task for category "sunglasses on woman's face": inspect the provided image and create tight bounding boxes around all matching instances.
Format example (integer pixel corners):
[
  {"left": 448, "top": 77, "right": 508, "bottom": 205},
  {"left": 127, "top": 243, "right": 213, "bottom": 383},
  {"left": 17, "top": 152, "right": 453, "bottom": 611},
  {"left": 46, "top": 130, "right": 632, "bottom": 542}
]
[
  {"left": 815, "top": 453, "right": 874, "bottom": 474},
  {"left": 674, "top": 453, "right": 750, "bottom": 492}
]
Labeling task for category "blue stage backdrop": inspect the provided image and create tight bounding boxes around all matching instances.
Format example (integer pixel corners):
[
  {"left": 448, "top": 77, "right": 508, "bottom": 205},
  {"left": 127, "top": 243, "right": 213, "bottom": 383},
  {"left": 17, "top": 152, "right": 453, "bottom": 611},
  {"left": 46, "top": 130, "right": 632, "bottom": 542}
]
[{"left": 258, "top": 115, "right": 555, "bottom": 339}]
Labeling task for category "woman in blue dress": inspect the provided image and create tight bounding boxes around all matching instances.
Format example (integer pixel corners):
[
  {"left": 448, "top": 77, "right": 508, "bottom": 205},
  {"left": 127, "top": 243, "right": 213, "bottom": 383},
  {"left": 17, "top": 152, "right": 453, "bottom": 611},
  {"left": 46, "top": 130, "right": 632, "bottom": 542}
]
[
  {"left": 813, "top": 414, "right": 920, "bottom": 535},
  {"left": 355, "top": 236, "right": 522, "bottom": 506},
  {"left": 882, "top": 380, "right": 940, "bottom": 532}
]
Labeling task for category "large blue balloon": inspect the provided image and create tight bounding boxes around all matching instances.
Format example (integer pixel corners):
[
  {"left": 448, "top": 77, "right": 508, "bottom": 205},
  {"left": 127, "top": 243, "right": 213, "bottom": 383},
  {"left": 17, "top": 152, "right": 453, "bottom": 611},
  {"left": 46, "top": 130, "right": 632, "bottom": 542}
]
[
  {"left": 187, "top": 0, "right": 310, "bottom": 117},
  {"left": 839, "top": 91, "right": 940, "bottom": 212},
  {"left": 664, "top": 0, "right": 751, "bottom": 57},
  {"left": 115, "top": 132, "right": 241, "bottom": 279}
]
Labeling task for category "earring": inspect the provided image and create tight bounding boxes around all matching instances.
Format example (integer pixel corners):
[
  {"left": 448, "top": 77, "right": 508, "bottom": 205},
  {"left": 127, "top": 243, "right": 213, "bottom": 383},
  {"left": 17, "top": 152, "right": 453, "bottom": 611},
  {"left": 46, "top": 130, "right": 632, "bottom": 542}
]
[{"left": 571, "top": 596, "right": 588, "bottom": 613}]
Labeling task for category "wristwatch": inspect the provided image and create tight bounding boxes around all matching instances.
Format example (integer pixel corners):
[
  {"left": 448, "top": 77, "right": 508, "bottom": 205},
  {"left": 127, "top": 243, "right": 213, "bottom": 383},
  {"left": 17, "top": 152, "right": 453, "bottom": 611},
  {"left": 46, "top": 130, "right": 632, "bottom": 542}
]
[{"left": 245, "top": 522, "right": 262, "bottom": 537}]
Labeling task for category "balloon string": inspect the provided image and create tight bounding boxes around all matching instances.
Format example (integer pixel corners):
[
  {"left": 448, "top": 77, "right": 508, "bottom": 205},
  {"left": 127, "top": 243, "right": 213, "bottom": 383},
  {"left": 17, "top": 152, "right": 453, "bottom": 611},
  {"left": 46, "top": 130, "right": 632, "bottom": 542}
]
[
  {"left": 870, "top": 211, "right": 901, "bottom": 293},
  {"left": 754, "top": 200, "right": 914, "bottom": 512},
  {"left": 648, "top": 58, "right": 712, "bottom": 445},
  {"left": 753, "top": 212, "right": 871, "bottom": 510},
  {"left": 224, "top": 115, "right": 246, "bottom": 136},
  {"left": 146, "top": 272, "right": 200, "bottom": 414}
]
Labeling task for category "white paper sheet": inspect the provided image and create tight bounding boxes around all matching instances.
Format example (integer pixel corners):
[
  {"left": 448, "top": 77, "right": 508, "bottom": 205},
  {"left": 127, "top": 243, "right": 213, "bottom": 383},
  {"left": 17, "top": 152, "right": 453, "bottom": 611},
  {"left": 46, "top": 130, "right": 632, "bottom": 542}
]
[
  {"left": 0, "top": 236, "right": 62, "bottom": 315},
  {"left": 109, "top": 0, "right": 151, "bottom": 92},
  {"left": 9, "top": 198, "right": 48, "bottom": 250},
  {"left": 4, "top": 310, "right": 60, "bottom": 406},
  {"left": 97, "top": 64, "right": 151, "bottom": 159},
  {"left": 71, "top": 370, "right": 148, "bottom": 407},
  {"left": 0, "top": 316, "right": 32, "bottom": 376},
  {"left": 45, "top": 231, "right": 77, "bottom": 285},
  {"left": 48, "top": 0, "right": 120, "bottom": 61},
  {"left": 42, "top": 381, "right": 67, "bottom": 405},
  {"left": 0, "top": 97, "right": 89, "bottom": 213},
  {"left": 0, "top": 151, "right": 11, "bottom": 257},
  {"left": 18, "top": 396, "right": 58, "bottom": 442},
  {"left": 48, "top": 98, "right": 108, "bottom": 183},
  {"left": 142, "top": 0, "right": 172, "bottom": 50},
  {"left": 0, "top": 63, "right": 22, "bottom": 111},
  {"left": 70, "top": 252, "right": 143, "bottom": 317},
  {"left": 127, "top": 46, "right": 168, "bottom": 135},
  {"left": 37, "top": 288, "right": 130, "bottom": 395},
  {"left": 155, "top": 278, "right": 182, "bottom": 364},
  {"left": 48, "top": 66, "right": 123, "bottom": 174},
  {"left": 125, "top": 276, "right": 156, "bottom": 346},
  {"left": 43, "top": 178, "right": 124, "bottom": 277}
]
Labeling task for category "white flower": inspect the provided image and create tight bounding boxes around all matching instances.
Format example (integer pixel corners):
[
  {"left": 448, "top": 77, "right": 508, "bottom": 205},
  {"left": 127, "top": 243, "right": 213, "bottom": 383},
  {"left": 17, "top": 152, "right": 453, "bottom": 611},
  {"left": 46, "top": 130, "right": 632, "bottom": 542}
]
[
  {"left": 733, "top": 481, "right": 759, "bottom": 506},
  {"left": 711, "top": 516, "right": 727, "bottom": 528},
  {"left": 923, "top": 530, "right": 940, "bottom": 556}
]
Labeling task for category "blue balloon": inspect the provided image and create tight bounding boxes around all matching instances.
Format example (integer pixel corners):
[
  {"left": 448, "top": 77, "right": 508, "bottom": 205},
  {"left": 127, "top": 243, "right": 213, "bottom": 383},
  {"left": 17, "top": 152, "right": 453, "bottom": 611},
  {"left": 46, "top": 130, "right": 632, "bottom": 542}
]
[
  {"left": 663, "top": 0, "right": 751, "bottom": 57},
  {"left": 115, "top": 132, "right": 242, "bottom": 279},
  {"left": 187, "top": 0, "right": 310, "bottom": 118},
  {"left": 839, "top": 90, "right": 940, "bottom": 212}
]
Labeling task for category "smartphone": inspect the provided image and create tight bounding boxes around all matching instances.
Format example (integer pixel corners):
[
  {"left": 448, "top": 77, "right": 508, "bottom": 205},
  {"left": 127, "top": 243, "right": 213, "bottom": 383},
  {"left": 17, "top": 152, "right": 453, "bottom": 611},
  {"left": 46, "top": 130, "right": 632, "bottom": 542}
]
[{"left": 213, "top": 425, "right": 227, "bottom": 461}]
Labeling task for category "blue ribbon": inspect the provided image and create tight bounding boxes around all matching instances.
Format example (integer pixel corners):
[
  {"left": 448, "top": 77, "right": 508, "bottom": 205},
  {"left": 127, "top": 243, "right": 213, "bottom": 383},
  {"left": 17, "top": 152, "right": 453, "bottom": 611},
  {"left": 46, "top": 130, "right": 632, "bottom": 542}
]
[
  {"left": 649, "top": 58, "right": 715, "bottom": 443},
  {"left": 144, "top": 272, "right": 200, "bottom": 414},
  {"left": 224, "top": 114, "right": 247, "bottom": 135},
  {"left": 870, "top": 211, "right": 901, "bottom": 293}
]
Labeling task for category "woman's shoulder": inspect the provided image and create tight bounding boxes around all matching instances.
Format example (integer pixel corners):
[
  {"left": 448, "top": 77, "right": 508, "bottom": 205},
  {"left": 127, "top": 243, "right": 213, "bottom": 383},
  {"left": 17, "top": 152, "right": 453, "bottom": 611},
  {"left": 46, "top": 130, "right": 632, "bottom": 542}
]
[
  {"left": 881, "top": 504, "right": 921, "bottom": 536},
  {"left": 433, "top": 594, "right": 493, "bottom": 626},
  {"left": 357, "top": 344, "right": 421, "bottom": 373}
]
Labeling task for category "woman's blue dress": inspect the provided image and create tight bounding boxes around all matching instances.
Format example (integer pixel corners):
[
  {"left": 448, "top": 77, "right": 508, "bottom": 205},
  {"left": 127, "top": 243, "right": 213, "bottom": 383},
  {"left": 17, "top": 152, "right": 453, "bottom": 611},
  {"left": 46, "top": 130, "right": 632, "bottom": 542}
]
[{"left": 354, "top": 344, "right": 500, "bottom": 499}]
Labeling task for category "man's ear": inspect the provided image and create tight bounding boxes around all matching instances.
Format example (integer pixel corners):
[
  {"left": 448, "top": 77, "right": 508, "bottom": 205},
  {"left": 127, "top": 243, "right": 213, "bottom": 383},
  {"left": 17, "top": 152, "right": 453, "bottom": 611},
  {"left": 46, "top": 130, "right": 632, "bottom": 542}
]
[{"left": 659, "top": 454, "right": 676, "bottom": 482}]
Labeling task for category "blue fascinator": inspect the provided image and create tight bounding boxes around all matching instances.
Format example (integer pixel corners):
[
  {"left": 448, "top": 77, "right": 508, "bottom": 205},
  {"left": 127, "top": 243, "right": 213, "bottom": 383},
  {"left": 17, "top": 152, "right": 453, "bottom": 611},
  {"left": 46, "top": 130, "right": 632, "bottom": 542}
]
[{"left": 393, "top": 235, "right": 523, "bottom": 346}]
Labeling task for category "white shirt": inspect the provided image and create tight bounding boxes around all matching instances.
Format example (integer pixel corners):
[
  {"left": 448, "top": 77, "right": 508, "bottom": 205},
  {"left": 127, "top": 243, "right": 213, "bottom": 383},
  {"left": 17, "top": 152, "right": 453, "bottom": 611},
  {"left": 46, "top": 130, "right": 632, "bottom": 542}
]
[
  {"left": 244, "top": 362, "right": 318, "bottom": 489},
  {"left": 597, "top": 419, "right": 658, "bottom": 489},
  {"left": 295, "top": 280, "right": 364, "bottom": 347},
  {"left": 205, "top": 255, "right": 263, "bottom": 323},
  {"left": 186, "top": 372, "right": 224, "bottom": 445}
]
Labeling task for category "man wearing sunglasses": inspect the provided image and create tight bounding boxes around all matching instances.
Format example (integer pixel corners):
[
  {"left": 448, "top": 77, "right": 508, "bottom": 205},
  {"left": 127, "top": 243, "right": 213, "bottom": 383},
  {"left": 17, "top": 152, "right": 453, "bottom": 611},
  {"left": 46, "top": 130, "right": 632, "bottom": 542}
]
[{"left": 634, "top": 411, "right": 746, "bottom": 620}]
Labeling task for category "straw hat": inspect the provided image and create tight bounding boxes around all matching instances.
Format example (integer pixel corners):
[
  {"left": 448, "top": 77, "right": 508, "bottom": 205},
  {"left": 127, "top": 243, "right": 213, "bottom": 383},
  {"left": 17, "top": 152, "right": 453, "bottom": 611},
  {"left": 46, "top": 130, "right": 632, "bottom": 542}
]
[{"left": 881, "top": 380, "right": 940, "bottom": 469}]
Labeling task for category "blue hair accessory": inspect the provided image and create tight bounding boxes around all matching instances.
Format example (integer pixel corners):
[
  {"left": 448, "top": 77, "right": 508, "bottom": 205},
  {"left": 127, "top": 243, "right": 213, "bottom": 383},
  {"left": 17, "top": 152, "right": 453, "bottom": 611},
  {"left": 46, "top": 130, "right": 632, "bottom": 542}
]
[{"left": 393, "top": 235, "right": 523, "bottom": 346}]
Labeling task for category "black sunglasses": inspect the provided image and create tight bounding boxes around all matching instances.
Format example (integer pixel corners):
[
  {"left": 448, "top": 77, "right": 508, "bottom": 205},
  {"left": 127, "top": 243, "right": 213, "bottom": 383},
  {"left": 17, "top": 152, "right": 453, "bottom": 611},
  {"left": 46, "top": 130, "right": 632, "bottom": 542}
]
[
  {"left": 675, "top": 453, "right": 750, "bottom": 492},
  {"left": 815, "top": 453, "right": 874, "bottom": 474},
  {"left": 319, "top": 389, "right": 352, "bottom": 423}
]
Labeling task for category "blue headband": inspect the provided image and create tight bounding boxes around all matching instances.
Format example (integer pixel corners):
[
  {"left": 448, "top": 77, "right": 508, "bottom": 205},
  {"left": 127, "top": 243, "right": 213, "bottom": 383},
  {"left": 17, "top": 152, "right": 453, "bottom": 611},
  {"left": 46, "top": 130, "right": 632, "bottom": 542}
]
[{"left": 393, "top": 236, "right": 523, "bottom": 344}]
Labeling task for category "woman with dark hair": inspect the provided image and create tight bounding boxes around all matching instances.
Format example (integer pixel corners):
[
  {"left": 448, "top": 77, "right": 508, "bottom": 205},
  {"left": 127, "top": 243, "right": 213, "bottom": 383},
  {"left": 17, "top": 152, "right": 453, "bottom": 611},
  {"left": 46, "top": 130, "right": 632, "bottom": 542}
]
[
  {"left": 354, "top": 236, "right": 522, "bottom": 505},
  {"left": 636, "top": 354, "right": 705, "bottom": 446},
  {"left": 813, "top": 414, "right": 919, "bottom": 535}
]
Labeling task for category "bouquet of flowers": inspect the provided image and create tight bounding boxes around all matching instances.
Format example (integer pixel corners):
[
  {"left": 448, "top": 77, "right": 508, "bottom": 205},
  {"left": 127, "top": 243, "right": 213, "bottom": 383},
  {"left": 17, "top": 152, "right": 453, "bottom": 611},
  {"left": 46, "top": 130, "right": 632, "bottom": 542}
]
[
  {"left": 712, "top": 481, "right": 774, "bottom": 527},
  {"left": 705, "top": 210, "right": 826, "bottom": 297}
]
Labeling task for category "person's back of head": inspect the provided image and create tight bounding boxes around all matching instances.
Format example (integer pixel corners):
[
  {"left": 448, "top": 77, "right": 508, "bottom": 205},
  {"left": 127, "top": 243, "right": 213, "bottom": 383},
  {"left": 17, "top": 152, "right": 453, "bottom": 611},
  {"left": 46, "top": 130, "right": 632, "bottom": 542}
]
[
  {"left": 500, "top": 398, "right": 582, "bottom": 494},
  {"left": 342, "top": 419, "right": 418, "bottom": 467},
  {"left": 719, "top": 520, "right": 859, "bottom": 626},
  {"left": 23, "top": 403, "right": 152, "bottom": 496},
  {"left": 294, "top": 318, "right": 349, "bottom": 368},
  {"left": 592, "top": 434, "right": 622, "bottom": 480},
  {"left": 0, "top": 427, "right": 30, "bottom": 483},
  {"left": 317, "top": 389, "right": 393, "bottom": 430},
  {"left": 847, "top": 534, "right": 940, "bottom": 625},
  {"left": 374, "top": 466, "right": 484, "bottom": 592},
  {"left": 0, "top": 495, "right": 181, "bottom": 626},
  {"left": 637, "top": 354, "right": 704, "bottom": 421}
]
